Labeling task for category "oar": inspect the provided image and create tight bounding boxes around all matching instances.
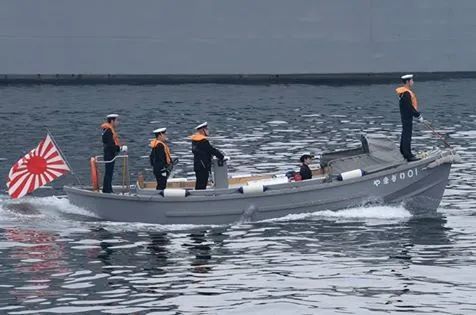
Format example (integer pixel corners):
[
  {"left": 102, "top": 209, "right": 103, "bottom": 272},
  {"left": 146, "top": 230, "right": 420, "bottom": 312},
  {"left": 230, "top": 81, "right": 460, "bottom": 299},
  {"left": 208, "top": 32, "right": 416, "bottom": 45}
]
[{"left": 422, "top": 120, "right": 451, "bottom": 148}]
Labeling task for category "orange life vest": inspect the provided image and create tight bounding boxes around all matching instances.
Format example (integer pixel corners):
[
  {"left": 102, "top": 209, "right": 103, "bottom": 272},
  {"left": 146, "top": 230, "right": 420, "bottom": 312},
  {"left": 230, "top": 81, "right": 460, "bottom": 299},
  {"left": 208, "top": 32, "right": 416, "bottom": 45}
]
[
  {"left": 190, "top": 133, "right": 208, "bottom": 142},
  {"left": 100, "top": 123, "right": 120, "bottom": 146},
  {"left": 150, "top": 139, "right": 172, "bottom": 164},
  {"left": 396, "top": 86, "right": 418, "bottom": 110}
]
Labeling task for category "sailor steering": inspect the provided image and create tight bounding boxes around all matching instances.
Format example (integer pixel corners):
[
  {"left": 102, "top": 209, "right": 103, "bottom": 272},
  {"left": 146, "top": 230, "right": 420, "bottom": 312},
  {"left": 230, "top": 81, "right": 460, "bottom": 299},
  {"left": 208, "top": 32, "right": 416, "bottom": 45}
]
[{"left": 396, "top": 74, "right": 424, "bottom": 162}]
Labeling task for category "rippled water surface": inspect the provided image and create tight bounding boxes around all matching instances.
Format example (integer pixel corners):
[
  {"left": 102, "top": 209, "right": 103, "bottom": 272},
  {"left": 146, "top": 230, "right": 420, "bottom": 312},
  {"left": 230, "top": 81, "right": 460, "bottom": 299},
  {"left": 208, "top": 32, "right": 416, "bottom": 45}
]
[{"left": 0, "top": 81, "right": 475, "bottom": 314}]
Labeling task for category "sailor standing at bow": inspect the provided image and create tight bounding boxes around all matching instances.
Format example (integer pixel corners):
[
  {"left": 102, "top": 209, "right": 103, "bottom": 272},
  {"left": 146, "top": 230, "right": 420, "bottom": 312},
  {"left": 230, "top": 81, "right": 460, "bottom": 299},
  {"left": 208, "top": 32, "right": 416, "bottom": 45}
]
[
  {"left": 149, "top": 128, "right": 172, "bottom": 190},
  {"left": 101, "top": 114, "right": 127, "bottom": 193},
  {"left": 191, "top": 122, "right": 224, "bottom": 190},
  {"left": 396, "top": 74, "right": 424, "bottom": 162}
]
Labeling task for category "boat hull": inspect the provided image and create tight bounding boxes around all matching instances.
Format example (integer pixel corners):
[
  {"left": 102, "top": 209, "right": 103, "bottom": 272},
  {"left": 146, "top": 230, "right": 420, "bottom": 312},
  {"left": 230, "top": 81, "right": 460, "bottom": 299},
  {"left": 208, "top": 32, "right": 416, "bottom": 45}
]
[{"left": 64, "top": 154, "right": 453, "bottom": 225}]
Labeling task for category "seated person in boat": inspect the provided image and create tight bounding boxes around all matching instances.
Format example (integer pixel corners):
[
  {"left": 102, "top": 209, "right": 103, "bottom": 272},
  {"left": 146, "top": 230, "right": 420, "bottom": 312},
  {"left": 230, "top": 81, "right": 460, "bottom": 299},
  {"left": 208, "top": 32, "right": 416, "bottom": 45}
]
[
  {"left": 191, "top": 122, "right": 224, "bottom": 190},
  {"left": 149, "top": 127, "right": 172, "bottom": 190},
  {"left": 299, "top": 154, "right": 314, "bottom": 180}
]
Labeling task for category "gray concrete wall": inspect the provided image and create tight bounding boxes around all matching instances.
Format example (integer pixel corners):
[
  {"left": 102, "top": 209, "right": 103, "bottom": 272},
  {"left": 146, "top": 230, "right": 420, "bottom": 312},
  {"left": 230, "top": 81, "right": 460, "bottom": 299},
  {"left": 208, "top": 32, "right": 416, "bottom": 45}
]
[{"left": 1, "top": 0, "right": 476, "bottom": 74}]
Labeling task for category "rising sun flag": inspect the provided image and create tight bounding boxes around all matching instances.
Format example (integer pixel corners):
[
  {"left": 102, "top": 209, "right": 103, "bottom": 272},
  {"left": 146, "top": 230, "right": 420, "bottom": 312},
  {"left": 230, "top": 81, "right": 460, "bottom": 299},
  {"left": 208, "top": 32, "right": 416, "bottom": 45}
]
[{"left": 7, "top": 133, "right": 70, "bottom": 199}]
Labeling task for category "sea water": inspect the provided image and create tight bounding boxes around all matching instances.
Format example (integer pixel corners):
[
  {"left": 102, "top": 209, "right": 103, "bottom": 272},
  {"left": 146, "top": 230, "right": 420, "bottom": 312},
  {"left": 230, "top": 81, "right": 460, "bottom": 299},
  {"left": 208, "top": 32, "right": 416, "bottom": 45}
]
[{"left": 0, "top": 81, "right": 475, "bottom": 314}]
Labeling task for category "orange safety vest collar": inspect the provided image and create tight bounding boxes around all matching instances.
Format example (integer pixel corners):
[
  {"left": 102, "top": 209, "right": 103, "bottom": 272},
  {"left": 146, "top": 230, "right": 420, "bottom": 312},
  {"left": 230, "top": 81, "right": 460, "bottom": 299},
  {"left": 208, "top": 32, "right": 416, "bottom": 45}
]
[
  {"left": 150, "top": 139, "right": 172, "bottom": 164},
  {"left": 190, "top": 133, "right": 208, "bottom": 142},
  {"left": 396, "top": 86, "right": 418, "bottom": 110},
  {"left": 101, "top": 123, "right": 121, "bottom": 146}
]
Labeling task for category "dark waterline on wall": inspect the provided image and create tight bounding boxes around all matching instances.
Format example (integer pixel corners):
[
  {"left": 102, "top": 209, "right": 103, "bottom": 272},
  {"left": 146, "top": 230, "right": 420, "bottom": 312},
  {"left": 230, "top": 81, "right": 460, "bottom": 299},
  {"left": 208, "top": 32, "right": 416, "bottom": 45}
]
[{"left": 1, "top": 72, "right": 476, "bottom": 86}]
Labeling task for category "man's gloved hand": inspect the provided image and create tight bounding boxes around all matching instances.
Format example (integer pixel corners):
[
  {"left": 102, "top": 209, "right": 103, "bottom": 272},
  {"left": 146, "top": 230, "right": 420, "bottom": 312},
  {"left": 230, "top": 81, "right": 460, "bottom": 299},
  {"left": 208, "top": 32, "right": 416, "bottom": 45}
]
[
  {"left": 217, "top": 156, "right": 230, "bottom": 166},
  {"left": 417, "top": 116, "right": 424, "bottom": 123},
  {"left": 120, "top": 145, "right": 128, "bottom": 152}
]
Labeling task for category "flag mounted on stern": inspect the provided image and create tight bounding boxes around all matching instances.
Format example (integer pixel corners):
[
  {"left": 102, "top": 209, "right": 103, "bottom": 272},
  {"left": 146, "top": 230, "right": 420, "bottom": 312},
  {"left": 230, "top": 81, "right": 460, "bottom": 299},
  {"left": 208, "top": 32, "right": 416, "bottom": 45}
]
[{"left": 7, "top": 133, "right": 70, "bottom": 199}]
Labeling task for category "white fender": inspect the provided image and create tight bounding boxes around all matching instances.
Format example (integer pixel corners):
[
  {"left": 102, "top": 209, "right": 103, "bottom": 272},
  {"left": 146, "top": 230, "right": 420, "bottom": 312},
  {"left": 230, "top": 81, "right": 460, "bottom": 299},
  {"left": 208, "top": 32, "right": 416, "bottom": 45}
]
[
  {"left": 240, "top": 184, "right": 265, "bottom": 195},
  {"left": 338, "top": 169, "right": 364, "bottom": 181},
  {"left": 162, "top": 189, "right": 188, "bottom": 198}
]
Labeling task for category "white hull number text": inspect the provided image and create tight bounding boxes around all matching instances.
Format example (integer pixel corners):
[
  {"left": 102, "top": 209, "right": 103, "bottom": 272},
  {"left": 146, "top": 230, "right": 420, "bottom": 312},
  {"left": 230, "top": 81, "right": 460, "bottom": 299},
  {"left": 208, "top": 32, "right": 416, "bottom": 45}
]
[{"left": 373, "top": 168, "right": 419, "bottom": 187}]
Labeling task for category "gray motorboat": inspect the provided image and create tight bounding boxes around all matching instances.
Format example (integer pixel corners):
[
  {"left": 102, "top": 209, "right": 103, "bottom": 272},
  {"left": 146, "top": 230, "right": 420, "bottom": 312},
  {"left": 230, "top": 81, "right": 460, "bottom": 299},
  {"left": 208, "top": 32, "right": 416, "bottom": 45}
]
[{"left": 64, "top": 136, "right": 457, "bottom": 224}]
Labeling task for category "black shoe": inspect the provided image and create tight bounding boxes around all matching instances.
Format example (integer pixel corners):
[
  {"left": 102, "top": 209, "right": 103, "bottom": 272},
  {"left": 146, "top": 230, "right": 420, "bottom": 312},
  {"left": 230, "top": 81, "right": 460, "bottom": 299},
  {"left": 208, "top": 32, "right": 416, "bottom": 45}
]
[{"left": 406, "top": 156, "right": 420, "bottom": 162}]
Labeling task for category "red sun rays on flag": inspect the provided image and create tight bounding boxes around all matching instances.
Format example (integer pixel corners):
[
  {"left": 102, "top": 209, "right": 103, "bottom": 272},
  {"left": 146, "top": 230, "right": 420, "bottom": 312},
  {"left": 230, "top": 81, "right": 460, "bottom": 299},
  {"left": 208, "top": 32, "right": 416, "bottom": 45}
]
[{"left": 7, "top": 134, "right": 70, "bottom": 199}]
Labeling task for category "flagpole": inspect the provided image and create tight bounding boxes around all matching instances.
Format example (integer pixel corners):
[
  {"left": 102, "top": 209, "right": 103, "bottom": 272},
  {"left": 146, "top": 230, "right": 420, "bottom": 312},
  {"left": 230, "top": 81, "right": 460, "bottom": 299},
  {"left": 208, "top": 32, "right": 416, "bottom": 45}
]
[{"left": 46, "top": 128, "right": 82, "bottom": 185}]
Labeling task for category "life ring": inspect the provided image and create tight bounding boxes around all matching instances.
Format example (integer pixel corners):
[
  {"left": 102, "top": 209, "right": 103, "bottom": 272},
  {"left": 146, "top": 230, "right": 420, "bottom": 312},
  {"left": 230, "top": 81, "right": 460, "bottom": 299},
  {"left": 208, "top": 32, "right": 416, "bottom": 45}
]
[{"left": 90, "top": 157, "right": 99, "bottom": 191}]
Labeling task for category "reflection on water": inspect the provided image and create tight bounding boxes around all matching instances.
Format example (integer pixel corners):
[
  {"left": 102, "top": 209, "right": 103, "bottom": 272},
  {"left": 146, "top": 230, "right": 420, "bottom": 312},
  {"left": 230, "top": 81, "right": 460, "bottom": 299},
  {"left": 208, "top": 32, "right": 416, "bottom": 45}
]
[
  {"left": 0, "top": 213, "right": 475, "bottom": 314},
  {"left": 0, "top": 81, "right": 475, "bottom": 313}
]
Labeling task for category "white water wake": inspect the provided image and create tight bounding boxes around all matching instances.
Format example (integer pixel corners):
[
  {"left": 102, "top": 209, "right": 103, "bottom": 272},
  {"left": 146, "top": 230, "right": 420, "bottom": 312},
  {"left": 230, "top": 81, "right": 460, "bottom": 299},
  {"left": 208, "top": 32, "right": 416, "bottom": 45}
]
[
  {"left": 264, "top": 205, "right": 412, "bottom": 223},
  {"left": 0, "top": 194, "right": 214, "bottom": 232},
  {"left": 0, "top": 193, "right": 412, "bottom": 232},
  {"left": 0, "top": 195, "right": 98, "bottom": 232}
]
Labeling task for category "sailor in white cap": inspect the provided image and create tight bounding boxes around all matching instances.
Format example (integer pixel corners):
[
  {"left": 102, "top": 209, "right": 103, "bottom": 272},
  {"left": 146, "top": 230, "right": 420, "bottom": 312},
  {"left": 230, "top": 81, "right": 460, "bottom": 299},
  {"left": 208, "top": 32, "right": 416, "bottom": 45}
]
[
  {"left": 190, "top": 122, "right": 224, "bottom": 190},
  {"left": 149, "top": 127, "right": 172, "bottom": 190},
  {"left": 396, "top": 74, "right": 424, "bottom": 161},
  {"left": 195, "top": 122, "right": 208, "bottom": 130},
  {"left": 101, "top": 114, "right": 126, "bottom": 193}
]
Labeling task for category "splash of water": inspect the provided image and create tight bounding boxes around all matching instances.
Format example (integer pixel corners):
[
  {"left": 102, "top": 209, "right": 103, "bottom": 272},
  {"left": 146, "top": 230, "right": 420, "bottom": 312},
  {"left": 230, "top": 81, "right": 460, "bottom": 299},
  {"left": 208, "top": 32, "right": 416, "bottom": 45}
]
[
  {"left": 263, "top": 205, "right": 412, "bottom": 222},
  {"left": 0, "top": 195, "right": 98, "bottom": 230}
]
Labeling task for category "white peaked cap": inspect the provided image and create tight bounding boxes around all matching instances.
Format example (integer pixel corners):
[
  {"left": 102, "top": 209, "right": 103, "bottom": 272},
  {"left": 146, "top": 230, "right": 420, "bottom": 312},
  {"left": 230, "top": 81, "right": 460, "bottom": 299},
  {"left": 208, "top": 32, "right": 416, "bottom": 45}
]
[
  {"left": 195, "top": 122, "right": 208, "bottom": 130},
  {"left": 153, "top": 127, "right": 167, "bottom": 134},
  {"left": 401, "top": 74, "right": 414, "bottom": 80},
  {"left": 107, "top": 113, "right": 119, "bottom": 119}
]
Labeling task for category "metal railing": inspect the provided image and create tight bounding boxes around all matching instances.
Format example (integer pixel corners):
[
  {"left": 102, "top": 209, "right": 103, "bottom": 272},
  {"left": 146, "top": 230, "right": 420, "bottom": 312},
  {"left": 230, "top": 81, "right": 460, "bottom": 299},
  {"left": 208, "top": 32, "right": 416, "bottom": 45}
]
[{"left": 94, "top": 154, "right": 130, "bottom": 194}]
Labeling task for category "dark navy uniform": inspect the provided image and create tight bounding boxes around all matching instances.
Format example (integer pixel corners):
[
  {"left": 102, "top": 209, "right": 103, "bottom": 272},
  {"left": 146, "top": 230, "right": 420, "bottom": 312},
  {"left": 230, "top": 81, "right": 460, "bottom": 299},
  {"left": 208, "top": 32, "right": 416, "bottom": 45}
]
[
  {"left": 299, "top": 154, "right": 314, "bottom": 180},
  {"left": 150, "top": 140, "right": 171, "bottom": 190},
  {"left": 191, "top": 134, "right": 224, "bottom": 190},
  {"left": 397, "top": 88, "right": 421, "bottom": 160},
  {"left": 102, "top": 125, "right": 120, "bottom": 193},
  {"left": 299, "top": 164, "right": 312, "bottom": 180}
]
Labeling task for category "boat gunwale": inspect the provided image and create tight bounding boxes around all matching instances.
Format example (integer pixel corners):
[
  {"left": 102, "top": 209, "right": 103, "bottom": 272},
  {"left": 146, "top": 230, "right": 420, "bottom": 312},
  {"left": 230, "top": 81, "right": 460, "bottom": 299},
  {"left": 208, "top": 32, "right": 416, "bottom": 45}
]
[{"left": 64, "top": 149, "right": 449, "bottom": 203}]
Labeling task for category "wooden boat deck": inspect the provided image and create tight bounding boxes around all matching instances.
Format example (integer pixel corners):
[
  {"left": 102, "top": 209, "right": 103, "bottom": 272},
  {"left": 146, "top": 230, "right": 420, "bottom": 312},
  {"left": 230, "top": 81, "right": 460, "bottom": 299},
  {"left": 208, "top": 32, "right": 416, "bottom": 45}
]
[{"left": 137, "top": 168, "right": 326, "bottom": 190}]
